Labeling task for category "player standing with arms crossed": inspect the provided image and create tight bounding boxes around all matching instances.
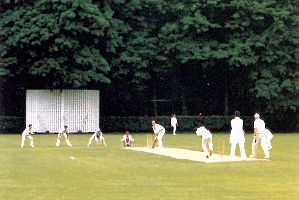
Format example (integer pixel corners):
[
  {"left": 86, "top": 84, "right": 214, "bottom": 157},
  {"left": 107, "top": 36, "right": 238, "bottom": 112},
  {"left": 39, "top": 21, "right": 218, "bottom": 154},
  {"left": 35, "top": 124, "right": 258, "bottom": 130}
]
[
  {"left": 229, "top": 111, "right": 246, "bottom": 160},
  {"left": 195, "top": 126, "right": 213, "bottom": 158},
  {"left": 56, "top": 125, "right": 72, "bottom": 147},
  {"left": 250, "top": 113, "right": 270, "bottom": 159},
  {"left": 170, "top": 114, "right": 178, "bottom": 136},
  {"left": 21, "top": 124, "right": 35, "bottom": 148},
  {"left": 151, "top": 120, "right": 165, "bottom": 149}
]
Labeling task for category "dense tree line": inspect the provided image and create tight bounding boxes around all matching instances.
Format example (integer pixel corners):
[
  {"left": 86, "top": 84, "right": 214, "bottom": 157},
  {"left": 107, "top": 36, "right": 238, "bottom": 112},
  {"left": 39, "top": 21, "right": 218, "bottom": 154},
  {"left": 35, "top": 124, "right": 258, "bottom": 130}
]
[{"left": 0, "top": 0, "right": 298, "bottom": 117}]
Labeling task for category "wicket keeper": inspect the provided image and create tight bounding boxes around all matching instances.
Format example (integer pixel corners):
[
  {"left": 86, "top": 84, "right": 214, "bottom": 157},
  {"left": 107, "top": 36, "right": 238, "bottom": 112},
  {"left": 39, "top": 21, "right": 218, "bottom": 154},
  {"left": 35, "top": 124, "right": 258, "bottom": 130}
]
[{"left": 121, "top": 131, "right": 134, "bottom": 147}]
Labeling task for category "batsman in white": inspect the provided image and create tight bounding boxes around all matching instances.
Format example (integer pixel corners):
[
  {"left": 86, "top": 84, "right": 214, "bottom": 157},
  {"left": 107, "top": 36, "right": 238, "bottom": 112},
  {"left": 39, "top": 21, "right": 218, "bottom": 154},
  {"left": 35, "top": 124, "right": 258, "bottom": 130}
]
[
  {"left": 170, "top": 114, "right": 178, "bottom": 136},
  {"left": 229, "top": 111, "right": 246, "bottom": 160},
  {"left": 21, "top": 124, "right": 35, "bottom": 148},
  {"left": 56, "top": 125, "right": 72, "bottom": 147},
  {"left": 87, "top": 128, "right": 107, "bottom": 147},
  {"left": 195, "top": 126, "right": 213, "bottom": 158},
  {"left": 151, "top": 120, "right": 165, "bottom": 149},
  {"left": 249, "top": 113, "right": 270, "bottom": 159},
  {"left": 121, "top": 131, "right": 134, "bottom": 147},
  {"left": 265, "top": 128, "right": 273, "bottom": 150}
]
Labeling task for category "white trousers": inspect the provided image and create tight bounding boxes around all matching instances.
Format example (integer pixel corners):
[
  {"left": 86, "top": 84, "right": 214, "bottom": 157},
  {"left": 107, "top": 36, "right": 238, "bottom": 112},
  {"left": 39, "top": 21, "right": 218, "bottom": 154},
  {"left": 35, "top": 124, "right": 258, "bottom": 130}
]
[
  {"left": 230, "top": 142, "right": 246, "bottom": 159},
  {"left": 202, "top": 138, "right": 213, "bottom": 156},
  {"left": 21, "top": 134, "right": 34, "bottom": 148},
  {"left": 251, "top": 136, "right": 269, "bottom": 157},
  {"left": 172, "top": 125, "right": 177, "bottom": 135},
  {"left": 56, "top": 133, "right": 72, "bottom": 147},
  {"left": 155, "top": 131, "right": 165, "bottom": 148}
]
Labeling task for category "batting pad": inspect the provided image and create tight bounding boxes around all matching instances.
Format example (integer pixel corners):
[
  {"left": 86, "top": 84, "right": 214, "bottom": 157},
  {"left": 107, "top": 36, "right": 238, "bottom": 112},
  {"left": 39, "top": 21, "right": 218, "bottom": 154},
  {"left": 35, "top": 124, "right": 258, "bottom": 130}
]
[{"left": 125, "top": 147, "right": 268, "bottom": 163}]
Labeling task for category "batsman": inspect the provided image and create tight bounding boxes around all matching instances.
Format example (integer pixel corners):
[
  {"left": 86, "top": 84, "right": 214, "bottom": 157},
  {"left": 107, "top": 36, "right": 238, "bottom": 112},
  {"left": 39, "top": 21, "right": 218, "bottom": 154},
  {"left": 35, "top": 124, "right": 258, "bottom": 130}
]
[
  {"left": 250, "top": 113, "right": 270, "bottom": 159},
  {"left": 151, "top": 120, "right": 165, "bottom": 149}
]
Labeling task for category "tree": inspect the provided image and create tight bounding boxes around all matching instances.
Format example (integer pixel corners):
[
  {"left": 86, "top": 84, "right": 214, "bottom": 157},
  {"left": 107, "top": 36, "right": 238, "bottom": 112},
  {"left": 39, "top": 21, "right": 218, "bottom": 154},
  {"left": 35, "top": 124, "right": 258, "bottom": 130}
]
[{"left": 0, "top": 0, "right": 126, "bottom": 88}]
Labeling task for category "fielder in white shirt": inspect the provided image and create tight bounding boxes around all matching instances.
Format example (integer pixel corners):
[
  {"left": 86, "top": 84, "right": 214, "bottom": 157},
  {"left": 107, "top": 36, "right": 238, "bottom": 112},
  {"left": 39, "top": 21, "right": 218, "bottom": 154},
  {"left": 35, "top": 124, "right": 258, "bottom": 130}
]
[
  {"left": 151, "top": 120, "right": 165, "bottom": 149},
  {"left": 87, "top": 128, "right": 107, "bottom": 147},
  {"left": 21, "top": 124, "right": 35, "bottom": 148},
  {"left": 195, "top": 126, "right": 213, "bottom": 158},
  {"left": 170, "top": 114, "right": 178, "bottom": 136},
  {"left": 250, "top": 113, "right": 270, "bottom": 159},
  {"left": 56, "top": 125, "right": 72, "bottom": 147},
  {"left": 229, "top": 111, "right": 246, "bottom": 160},
  {"left": 121, "top": 131, "right": 134, "bottom": 147}
]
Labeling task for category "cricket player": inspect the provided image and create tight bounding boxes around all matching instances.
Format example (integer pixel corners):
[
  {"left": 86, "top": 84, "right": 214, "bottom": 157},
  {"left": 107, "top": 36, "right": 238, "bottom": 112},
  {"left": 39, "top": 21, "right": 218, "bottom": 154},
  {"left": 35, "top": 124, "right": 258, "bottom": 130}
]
[
  {"left": 229, "top": 111, "right": 246, "bottom": 160},
  {"left": 265, "top": 128, "right": 273, "bottom": 150},
  {"left": 249, "top": 113, "right": 270, "bottom": 159},
  {"left": 87, "top": 128, "right": 107, "bottom": 147},
  {"left": 121, "top": 131, "right": 134, "bottom": 147},
  {"left": 151, "top": 120, "right": 165, "bottom": 149},
  {"left": 56, "top": 125, "right": 72, "bottom": 147},
  {"left": 195, "top": 126, "right": 213, "bottom": 158},
  {"left": 170, "top": 114, "right": 178, "bottom": 136},
  {"left": 21, "top": 124, "right": 35, "bottom": 148}
]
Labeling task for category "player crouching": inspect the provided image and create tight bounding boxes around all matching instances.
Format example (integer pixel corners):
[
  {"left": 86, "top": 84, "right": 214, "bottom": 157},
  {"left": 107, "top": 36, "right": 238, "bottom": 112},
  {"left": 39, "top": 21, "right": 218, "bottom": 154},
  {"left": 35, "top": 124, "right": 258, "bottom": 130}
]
[
  {"left": 21, "top": 124, "right": 35, "bottom": 148},
  {"left": 121, "top": 131, "right": 134, "bottom": 147},
  {"left": 87, "top": 128, "right": 107, "bottom": 147}
]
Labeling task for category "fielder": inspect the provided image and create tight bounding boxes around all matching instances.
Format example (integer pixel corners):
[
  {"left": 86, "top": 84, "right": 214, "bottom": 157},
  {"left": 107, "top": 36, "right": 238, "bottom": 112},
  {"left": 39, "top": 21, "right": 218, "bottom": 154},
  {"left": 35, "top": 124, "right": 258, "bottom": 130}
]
[
  {"left": 265, "top": 129, "right": 273, "bottom": 150},
  {"left": 195, "top": 126, "right": 213, "bottom": 158},
  {"left": 87, "top": 128, "right": 107, "bottom": 147},
  {"left": 56, "top": 125, "right": 72, "bottom": 147},
  {"left": 151, "top": 120, "right": 165, "bottom": 149},
  {"left": 229, "top": 111, "right": 246, "bottom": 160},
  {"left": 121, "top": 131, "right": 134, "bottom": 147},
  {"left": 21, "top": 124, "right": 35, "bottom": 148},
  {"left": 249, "top": 113, "right": 270, "bottom": 159},
  {"left": 170, "top": 114, "right": 178, "bottom": 136}
]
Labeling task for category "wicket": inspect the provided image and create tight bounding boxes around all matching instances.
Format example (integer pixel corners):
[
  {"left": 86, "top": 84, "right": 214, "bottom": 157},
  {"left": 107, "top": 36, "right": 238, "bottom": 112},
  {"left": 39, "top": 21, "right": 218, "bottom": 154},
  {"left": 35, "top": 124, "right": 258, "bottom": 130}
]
[
  {"left": 146, "top": 134, "right": 153, "bottom": 148},
  {"left": 217, "top": 139, "right": 225, "bottom": 158}
]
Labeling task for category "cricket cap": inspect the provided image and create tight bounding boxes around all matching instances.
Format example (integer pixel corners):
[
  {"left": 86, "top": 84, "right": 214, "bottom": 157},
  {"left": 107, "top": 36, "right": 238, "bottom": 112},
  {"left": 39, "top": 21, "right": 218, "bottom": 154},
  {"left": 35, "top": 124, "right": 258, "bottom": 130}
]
[{"left": 254, "top": 113, "right": 260, "bottom": 118}]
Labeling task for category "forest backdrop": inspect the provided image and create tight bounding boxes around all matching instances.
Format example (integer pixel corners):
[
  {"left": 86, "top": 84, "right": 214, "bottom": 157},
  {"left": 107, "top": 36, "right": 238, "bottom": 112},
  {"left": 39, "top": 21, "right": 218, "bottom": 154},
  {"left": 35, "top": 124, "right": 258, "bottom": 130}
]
[{"left": 0, "top": 0, "right": 298, "bottom": 131}]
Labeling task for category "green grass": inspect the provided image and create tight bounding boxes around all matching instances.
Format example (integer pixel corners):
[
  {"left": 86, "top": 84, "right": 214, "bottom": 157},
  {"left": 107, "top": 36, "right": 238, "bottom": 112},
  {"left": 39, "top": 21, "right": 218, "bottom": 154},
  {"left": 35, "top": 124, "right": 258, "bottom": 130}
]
[{"left": 0, "top": 133, "right": 298, "bottom": 200}]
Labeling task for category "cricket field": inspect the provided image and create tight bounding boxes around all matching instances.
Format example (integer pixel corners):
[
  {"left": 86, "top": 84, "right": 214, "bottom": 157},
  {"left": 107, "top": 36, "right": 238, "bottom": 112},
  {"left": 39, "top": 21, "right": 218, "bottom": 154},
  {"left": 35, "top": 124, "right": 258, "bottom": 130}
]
[{"left": 0, "top": 133, "right": 298, "bottom": 200}]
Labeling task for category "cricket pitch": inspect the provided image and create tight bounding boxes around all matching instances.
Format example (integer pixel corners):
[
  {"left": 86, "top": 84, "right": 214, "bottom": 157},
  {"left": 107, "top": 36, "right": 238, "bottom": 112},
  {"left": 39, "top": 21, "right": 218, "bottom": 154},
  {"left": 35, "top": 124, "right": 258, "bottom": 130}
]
[{"left": 125, "top": 147, "right": 268, "bottom": 163}]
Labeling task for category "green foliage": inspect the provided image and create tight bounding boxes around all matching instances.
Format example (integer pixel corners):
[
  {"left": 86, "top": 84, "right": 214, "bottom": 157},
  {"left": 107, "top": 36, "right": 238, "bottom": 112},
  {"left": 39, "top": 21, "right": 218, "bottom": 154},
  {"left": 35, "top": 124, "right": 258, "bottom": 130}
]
[
  {"left": 0, "top": 0, "right": 125, "bottom": 88},
  {"left": 0, "top": 116, "right": 24, "bottom": 133},
  {"left": 0, "top": 0, "right": 298, "bottom": 117},
  {"left": 100, "top": 115, "right": 297, "bottom": 133}
]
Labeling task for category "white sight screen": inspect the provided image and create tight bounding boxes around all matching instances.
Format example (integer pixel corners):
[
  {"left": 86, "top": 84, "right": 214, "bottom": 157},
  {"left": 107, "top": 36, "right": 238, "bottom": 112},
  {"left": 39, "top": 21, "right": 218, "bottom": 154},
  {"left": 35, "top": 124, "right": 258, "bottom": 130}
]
[{"left": 26, "top": 90, "right": 99, "bottom": 133}]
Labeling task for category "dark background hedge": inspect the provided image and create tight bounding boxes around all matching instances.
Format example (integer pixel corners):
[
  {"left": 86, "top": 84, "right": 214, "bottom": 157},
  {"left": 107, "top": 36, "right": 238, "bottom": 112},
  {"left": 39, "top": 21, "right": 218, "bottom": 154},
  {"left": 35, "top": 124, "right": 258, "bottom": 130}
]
[{"left": 1, "top": 115, "right": 297, "bottom": 134}]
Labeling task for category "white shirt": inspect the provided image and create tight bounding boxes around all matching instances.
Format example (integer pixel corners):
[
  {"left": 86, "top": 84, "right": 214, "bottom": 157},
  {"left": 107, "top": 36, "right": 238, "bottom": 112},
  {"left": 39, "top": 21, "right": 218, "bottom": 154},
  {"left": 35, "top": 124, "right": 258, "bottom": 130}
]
[
  {"left": 152, "top": 124, "right": 165, "bottom": 135},
  {"left": 231, "top": 117, "right": 243, "bottom": 131},
  {"left": 171, "top": 117, "right": 177, "bottom": 127},
  {"left": 196, "top": 127, "right": 212, "bottom": 139},
  {"left": 230, "top": 117, "right": 245, "bottom": 144},
  {"left": 254, "top": 118, "right": 265, "bottom": 135},
  {"left": 121, "top": 135, "right": 134, "bottom": 142},
  {"left": 59, "top": 128, "right": 69, "bottom": 134},
  {"left": 22, "top": 127, "right": 33, "bottom": 136}
]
